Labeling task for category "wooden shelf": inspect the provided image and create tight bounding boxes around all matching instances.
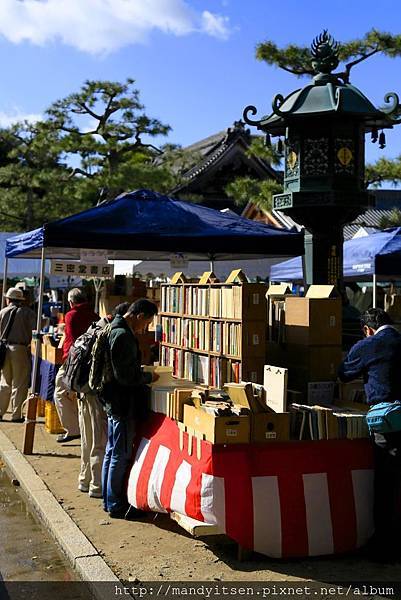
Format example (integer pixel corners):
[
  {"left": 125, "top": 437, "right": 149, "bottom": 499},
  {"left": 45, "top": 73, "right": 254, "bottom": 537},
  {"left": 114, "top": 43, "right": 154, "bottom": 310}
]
[{"left": 160, "top": 280, "right": 267, "bottom": 386}]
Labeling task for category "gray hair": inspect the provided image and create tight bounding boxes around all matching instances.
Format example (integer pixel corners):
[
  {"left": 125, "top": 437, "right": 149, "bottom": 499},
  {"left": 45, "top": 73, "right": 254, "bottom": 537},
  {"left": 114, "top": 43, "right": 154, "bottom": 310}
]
[{"left": 67, "top": 288, "right": 86, "bottom": 305}]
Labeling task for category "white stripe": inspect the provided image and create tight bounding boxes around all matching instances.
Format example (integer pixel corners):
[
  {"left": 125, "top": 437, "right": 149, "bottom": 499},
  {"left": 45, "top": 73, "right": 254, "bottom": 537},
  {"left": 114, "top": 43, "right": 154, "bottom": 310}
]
[
  {"left": 252, "top": 476, "right": 281, "bottom": 558},
  {"left": 303, "top": 473, "right": 334, "bottom": 556},
  {"left": 127, "top": 438, "right": 150, "bottom": 508},
  {"left": 352, "top": 469, "right": 375, "bottom": 547},
  {"left": 200, "top": 474, "right": 226, "bottom": 532},
  {"left": 147, "top": 445, "right": 171, "bottom": 513},
  {"left": 170, "top": 460, "right": 192, "bottom": 516}
]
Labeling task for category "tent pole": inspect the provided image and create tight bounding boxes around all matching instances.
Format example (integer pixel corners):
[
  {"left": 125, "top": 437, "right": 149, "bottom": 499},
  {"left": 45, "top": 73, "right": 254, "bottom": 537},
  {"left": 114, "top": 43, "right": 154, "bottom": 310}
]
[
  {"left": 209, "top": 255, "right": 215, "bottom": 272},
  {"left": 373, "top": 273, "right": 377, "bottom": 308},
  {"left": 23, "top": 247, "right": 46, "bottom": 455},
  {"left": 2, "top": 256, "right": 8, "bottom": 309}
]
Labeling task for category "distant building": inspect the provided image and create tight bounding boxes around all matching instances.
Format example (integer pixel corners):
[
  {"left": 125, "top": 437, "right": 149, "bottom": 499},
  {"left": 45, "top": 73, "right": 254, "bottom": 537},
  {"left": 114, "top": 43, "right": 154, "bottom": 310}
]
[
  {"left": 242, "top": 190, "right": 401, "bottom": 240},
  {"left": 170, "top": 121, "right": 280, "bottom": 213}
]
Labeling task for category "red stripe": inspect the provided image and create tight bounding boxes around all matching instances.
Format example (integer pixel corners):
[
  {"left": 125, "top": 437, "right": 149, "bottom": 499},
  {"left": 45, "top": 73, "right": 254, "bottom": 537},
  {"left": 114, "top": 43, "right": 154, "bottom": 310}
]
[
  {"left": 134, "top": 438, "right": 160, "bottom": 511},
  {"left": 185, "top": 464, "right": 204, "bottom": 521},
  {"left": 327, "top": 468, "right": 357, "bottom": 554},
  {"left": 279, "top": 472, "right": 309, "bottom": 557},
  {"left": 214, "top": 448, "right": 254, "bottom": 550}
]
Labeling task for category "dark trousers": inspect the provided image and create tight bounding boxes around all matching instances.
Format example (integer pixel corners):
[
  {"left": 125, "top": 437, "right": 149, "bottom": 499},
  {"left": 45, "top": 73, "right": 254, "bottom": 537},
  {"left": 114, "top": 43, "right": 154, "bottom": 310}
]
[
  {"left": 102, "top": 416, "right": 136, "bottom": 514},
  {"left": 372, "top": 432, "right": 401, "bottom": 556}
]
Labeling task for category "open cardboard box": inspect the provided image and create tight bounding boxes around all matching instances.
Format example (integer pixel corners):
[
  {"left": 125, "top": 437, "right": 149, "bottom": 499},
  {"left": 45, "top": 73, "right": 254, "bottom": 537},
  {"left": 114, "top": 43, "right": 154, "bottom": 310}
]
[
  {"left": 285, "top": 285, "right": 342, "bottom": 346},
  {"left": 183, "top": 404, "right": 250, "bottom": 444}
]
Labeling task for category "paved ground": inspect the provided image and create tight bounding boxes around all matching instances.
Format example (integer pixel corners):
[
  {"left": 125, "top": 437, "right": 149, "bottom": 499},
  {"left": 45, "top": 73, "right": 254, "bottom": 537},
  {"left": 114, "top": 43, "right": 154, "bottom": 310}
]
[{"left": 0, "top": 416, "right": 400, "bottom": 587}]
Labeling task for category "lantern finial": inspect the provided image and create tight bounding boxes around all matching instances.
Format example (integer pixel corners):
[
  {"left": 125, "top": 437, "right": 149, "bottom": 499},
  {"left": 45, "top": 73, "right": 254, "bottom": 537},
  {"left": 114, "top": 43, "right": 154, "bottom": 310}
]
[{"left": 310, "top": 30, "right": 340, "bottom": 76}]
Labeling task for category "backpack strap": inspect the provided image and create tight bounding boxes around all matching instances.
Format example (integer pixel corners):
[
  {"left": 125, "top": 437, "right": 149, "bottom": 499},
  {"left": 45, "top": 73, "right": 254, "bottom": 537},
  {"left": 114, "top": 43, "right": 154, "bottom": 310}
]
[{"left": 1, "top": 307, "right": 19, "bottom": 342}]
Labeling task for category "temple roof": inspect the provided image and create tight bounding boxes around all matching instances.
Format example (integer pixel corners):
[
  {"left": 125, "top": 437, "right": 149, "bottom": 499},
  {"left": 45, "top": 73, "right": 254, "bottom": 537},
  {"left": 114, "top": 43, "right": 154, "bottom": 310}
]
[{"left": 171, "top": 121, "right": 279, "bottom": 203}]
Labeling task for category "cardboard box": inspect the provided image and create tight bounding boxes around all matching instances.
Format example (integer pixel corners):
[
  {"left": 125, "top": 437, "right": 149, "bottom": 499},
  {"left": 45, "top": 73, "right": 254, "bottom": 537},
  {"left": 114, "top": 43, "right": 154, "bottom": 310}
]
[
  {"left": 240, "top": 357, "right": 265, "bottom": 384},
  {"left": 287, "top": 345, "right": 342, "bottom": 379},
  {"left": 241, "top": 321, "right": 267, "bottom": 357},
  {"left": 252, "top": 412, "right": 290, "bottom": 442},
  {"left": 46, "top": 346, "right": 63, "bottom": 364},
  {"left": 285, "top": 294, "right": 342, "bottom": 346},
  {"left": 224, "top": 382, "right": 266, "bottom": 413},
  {"left": 183, "top": 404, "right": 250, "bottom": 444}
]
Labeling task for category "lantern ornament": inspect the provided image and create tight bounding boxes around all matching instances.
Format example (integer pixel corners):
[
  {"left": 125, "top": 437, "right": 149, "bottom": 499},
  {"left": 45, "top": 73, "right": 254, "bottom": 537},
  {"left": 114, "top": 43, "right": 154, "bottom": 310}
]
[{"left": 243, "top": 31, "right": 401, "bottom": 287}]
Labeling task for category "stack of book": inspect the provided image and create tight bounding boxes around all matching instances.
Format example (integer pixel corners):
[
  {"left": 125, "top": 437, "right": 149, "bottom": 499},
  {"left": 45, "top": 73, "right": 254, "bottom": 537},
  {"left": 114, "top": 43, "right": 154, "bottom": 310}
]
[
  {"left": 290, "top": 403, "right": 369, "bottom": 441},
  {"left": 159, "top": 272, "right": 267, "bottom": 386}
]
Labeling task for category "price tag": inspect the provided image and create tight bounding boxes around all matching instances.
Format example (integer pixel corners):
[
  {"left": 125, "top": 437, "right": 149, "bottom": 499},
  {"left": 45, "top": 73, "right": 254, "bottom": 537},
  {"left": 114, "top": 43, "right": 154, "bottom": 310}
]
[
  {"left": 252, "top": 293, "right": 260, "bottom": 305},
  {"left": 225, "top": 429, "right": 238, "bottom": 437},
  {"left": 252, "top": 334, "right": 259, "bottom": 346},
  {"left": 329, "top": 316, "right": 336, "bottom": 327}
]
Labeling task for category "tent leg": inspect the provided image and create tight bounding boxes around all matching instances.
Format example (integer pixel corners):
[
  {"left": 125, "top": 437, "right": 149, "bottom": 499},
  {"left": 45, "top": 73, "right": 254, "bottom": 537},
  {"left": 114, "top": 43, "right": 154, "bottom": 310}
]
[
  {"left": 23, "top": 247, "right": 46, "bottom": 455},
  {"left": 1, "top": 257, "right": 8, "bottom": 309},
  {"left": 373, "top": 273, "right": 377, "bottom": 308}
]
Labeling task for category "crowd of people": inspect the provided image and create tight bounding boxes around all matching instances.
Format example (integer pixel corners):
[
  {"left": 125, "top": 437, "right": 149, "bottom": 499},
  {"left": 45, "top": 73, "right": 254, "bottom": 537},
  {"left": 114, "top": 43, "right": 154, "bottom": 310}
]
[
  {"left": 0, "top": 284, "right": 401, "bottom": 556},
  {"left": 0, "top": 285, "right": 159, "bottom": 520}
]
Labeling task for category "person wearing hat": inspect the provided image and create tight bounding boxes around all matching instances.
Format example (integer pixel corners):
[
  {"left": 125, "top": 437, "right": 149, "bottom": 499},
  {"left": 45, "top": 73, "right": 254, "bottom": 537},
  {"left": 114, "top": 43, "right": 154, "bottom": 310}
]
[{"left": 0, "top": 287, "right": 36, "bottom": 422}]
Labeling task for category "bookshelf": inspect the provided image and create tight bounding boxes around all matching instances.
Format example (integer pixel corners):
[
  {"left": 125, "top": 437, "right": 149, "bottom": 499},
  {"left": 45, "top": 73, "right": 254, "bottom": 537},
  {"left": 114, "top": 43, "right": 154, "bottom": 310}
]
[{"left": 159, "top": 272, "right": 267, "bottom": 387}]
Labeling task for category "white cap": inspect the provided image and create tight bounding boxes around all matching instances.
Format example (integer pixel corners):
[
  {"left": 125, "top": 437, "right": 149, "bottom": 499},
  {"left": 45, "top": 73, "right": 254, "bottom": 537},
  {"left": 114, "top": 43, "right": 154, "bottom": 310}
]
[{"left": 4, "top": 287, "right": 24, "bottom": 301}]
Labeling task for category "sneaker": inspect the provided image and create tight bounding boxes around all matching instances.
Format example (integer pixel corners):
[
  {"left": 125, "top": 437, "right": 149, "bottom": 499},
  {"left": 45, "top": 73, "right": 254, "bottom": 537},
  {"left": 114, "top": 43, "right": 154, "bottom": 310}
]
[
  {"left": 109, "top": 506, "right": 148, "bottom": 521},
  {"left": 56, "top": 434, "right": 81, "bottom": 443},
  {"left": 0, "top": 415, "right": 3, "bottom": 421},
  {"left": 89, "top": 490, "right": 103, "bottom": 499},
  {"left": 78, "top": 484, "right": 89, "bottom": 493}
]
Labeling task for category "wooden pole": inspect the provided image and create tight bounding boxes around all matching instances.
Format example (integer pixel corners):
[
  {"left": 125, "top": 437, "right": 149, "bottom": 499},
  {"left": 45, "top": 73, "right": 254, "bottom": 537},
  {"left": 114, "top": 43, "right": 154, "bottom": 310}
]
[{"left": 23, "top": 247, "right": 46, "bottom": 455}]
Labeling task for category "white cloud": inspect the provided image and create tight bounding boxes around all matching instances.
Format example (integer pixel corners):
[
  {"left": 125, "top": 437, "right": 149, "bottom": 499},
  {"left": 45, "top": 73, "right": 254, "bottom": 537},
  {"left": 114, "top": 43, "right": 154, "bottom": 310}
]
[
  {"left": 0, "top": 110, "right": 42, "bottom": 128},
  {"left": 0, "top": 0, "right": 232, "bottom": 54},
  {"left": 201, "top": 11, "right": 230, "bottom": 40}
]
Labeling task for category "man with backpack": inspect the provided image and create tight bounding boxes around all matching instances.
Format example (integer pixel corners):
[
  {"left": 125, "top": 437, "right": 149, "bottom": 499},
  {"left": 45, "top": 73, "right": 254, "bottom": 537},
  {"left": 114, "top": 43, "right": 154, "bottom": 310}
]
[
  {"left": 338, "top": 308, "right": 401, "bottom": 561},
  {"left": 54, "top": 288, "right": 98, "bottom": 443},
  {"left": 0, "top": 287, "right": 36, "bottom": 422},
  {"left": 101, "top": 298, "right": 159, "bottom": 519}
]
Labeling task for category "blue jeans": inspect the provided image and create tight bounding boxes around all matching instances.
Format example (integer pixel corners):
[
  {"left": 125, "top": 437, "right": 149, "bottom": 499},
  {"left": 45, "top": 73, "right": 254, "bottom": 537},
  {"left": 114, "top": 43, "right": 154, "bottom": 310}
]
[{"left": 102, "top": 416, "right": 136, "bottom": 514}]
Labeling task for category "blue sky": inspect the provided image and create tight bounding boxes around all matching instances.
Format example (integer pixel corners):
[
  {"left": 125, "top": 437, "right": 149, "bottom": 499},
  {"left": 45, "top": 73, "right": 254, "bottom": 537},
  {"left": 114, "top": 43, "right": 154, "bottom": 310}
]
[{"left": 0, "top": 0, "right": 401, "bottom": 166}]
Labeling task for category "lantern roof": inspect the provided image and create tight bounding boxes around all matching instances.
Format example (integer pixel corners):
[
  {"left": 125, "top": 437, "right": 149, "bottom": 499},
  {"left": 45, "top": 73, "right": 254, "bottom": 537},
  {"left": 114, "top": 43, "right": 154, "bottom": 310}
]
[{"left": 244, "top": 30, "right": 401, "bottom": 136}]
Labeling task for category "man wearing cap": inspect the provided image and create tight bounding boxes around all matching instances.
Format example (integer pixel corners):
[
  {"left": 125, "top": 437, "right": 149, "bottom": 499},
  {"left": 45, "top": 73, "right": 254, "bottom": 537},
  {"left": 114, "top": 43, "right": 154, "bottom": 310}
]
[{"left": 0, "top": 288, "right": 36, "bottom": 422}]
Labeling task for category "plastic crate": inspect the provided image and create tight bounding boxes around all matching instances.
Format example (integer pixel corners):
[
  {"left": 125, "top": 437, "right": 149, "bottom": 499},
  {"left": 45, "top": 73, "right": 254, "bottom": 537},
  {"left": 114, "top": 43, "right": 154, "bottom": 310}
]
[{"left": 45, "top": 401, "right": 64, "bottom": 434}]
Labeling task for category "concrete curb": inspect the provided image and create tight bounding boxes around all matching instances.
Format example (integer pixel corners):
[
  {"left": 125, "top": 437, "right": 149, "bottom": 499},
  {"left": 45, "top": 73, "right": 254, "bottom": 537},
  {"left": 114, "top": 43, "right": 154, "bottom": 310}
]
[{"left": 0, "top": 428, "right": 120, "bottom": 599}]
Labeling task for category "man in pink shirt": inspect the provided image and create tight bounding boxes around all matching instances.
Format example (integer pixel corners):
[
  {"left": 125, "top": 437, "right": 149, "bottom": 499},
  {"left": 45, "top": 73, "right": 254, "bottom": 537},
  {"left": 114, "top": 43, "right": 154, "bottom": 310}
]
[{"left": 54, "top": 288, "right": 98, "bottom": 443}]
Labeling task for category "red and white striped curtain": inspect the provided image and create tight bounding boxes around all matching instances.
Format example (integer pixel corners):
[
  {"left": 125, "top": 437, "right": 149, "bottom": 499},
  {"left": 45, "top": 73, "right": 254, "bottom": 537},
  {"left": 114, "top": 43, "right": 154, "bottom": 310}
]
[{"left": 128, "top": 414, "right": 374, "bottom": 558}]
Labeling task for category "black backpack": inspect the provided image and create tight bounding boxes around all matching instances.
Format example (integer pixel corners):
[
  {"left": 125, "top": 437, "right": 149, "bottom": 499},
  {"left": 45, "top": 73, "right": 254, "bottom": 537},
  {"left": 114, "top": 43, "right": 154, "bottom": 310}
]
[{"left": 62, "top": 323, "right": 101, "bottom": 393}]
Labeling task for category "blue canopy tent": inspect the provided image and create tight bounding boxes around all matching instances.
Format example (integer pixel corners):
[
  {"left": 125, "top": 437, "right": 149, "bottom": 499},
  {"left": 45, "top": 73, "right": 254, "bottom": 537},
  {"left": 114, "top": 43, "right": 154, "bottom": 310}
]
[
  {"left": 4, "top": 189, "right": 304, "bottom": 408},
  {"left": 270, "top": 227, "right": 401, "bottom": 307}
]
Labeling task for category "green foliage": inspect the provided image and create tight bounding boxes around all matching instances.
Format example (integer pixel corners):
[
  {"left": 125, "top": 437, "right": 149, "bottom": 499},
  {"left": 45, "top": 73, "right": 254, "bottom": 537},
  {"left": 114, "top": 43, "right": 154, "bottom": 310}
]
[
  {"left": 0, "top": 121, "right": 83, "bottom": 230},
  {"left": 225, "top": 177, "right": 282, "bottom": 211},
  {"left": 365, "top": 156, "right": 401, "bottom": 187},
  {"left": 379, "top": 208, "right": 401, "bottom": 229},
  {"left": 0, "top": 78, "right": 178, "bottom": 230},
  {"left": 256, "top": 29, "right": 401, "bottom": 82},
  {"left": 46, "top": 78, "right": 171, "bottom": 201},
  {"left": 225, "top": 135, "right": 283, "bottom": 211}
]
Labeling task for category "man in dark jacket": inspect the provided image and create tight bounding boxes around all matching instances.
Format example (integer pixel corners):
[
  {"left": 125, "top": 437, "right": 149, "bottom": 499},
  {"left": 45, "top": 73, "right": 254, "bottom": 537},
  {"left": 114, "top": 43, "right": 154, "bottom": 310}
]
[
  {"left": 102, "top": 298, "right": 158, "bottom": 519},
  {"left": 338, "top": 308, "right": 401, "bottom": 560}
]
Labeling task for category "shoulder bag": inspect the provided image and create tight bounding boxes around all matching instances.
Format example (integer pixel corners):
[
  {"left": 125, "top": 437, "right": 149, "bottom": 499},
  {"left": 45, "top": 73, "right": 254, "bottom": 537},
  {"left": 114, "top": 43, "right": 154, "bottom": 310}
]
[
  {"left": 0, "top": 307, "right": 19, "bottom": 369},
  {"left": 366, "top": 401, "right": 401, "bottom": 435}
]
